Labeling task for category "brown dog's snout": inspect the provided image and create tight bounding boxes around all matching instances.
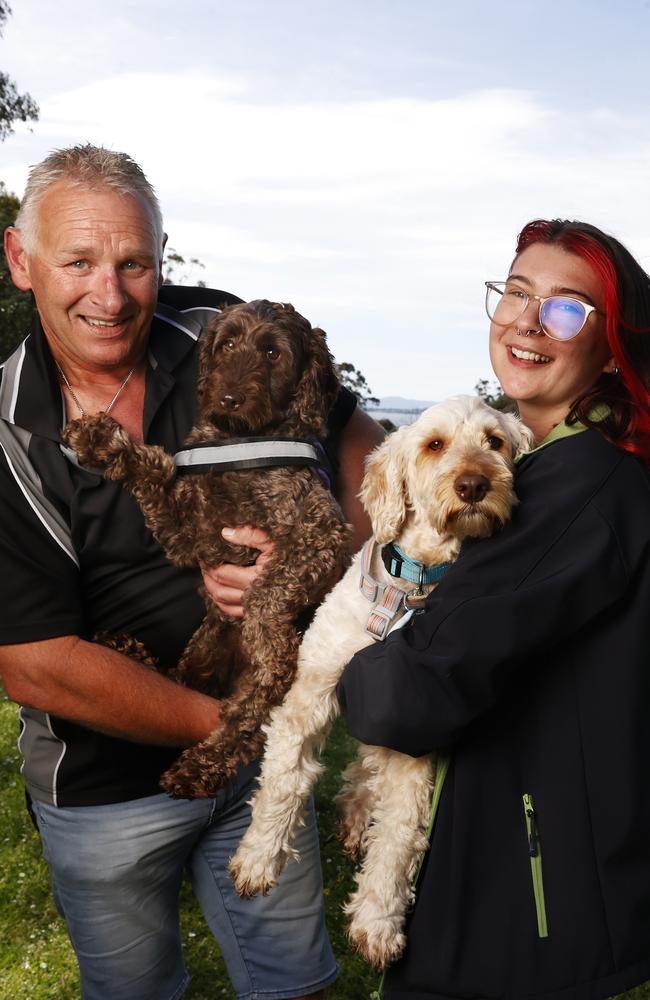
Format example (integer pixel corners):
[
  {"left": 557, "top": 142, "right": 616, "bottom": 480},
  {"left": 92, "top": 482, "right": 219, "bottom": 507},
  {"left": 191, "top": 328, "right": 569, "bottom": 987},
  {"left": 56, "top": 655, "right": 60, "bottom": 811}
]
[
  {"left": 454, "top": 473, "right": 490, "bottom": 503},
  {"left": 220, "top": 391, "right": 246, "bottom": 411}
]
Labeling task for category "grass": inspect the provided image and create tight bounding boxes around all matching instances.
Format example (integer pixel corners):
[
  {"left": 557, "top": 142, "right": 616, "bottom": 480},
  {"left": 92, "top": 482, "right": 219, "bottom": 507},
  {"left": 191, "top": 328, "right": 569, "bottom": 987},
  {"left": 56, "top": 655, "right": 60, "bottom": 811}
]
[{"left": 1, "top": 694, "right": 648, "bottom": 1000}]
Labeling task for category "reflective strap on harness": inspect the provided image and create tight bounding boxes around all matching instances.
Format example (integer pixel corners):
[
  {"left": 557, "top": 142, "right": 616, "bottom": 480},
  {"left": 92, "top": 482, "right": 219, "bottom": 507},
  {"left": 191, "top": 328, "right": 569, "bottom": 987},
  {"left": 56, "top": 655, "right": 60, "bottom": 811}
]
[{"left": 173, "top": 437, "right": 332, "bottom": 488}]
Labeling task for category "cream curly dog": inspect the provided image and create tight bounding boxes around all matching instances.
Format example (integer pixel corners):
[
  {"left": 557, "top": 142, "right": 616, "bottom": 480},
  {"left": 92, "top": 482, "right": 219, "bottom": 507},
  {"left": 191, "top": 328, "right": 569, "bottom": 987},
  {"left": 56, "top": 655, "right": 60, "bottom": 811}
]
[{"left": 229, "top": 394, "right": 534, "bottom": 968}]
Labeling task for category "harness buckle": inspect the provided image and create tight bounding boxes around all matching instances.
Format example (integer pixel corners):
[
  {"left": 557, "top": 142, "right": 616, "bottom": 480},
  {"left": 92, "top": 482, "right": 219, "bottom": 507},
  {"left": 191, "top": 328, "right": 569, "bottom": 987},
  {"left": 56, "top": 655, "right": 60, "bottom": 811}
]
[{"left": 404, "top": 588, "right": 428, "bottom": 611}]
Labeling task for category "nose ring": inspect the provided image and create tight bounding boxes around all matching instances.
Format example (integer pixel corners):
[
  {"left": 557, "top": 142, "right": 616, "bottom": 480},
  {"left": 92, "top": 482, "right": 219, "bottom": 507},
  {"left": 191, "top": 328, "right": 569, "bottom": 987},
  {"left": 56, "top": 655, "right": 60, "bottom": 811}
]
[{"left": 515, "top": 326, "right": 539, "bottom": 337}]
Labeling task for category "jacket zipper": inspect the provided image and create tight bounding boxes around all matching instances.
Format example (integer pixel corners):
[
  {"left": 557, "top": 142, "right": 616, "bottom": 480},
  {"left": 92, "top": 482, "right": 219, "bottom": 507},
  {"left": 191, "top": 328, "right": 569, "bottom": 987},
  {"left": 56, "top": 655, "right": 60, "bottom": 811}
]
[{"left": 522, "top": 792, "right": 549, "bottom": 938}]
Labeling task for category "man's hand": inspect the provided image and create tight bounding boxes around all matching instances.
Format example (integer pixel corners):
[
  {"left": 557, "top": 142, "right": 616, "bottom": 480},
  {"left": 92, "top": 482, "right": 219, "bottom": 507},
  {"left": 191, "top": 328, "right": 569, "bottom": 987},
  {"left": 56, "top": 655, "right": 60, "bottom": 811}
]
[{"left": 202, "top": 526, "right": 275, "bottom": 619}]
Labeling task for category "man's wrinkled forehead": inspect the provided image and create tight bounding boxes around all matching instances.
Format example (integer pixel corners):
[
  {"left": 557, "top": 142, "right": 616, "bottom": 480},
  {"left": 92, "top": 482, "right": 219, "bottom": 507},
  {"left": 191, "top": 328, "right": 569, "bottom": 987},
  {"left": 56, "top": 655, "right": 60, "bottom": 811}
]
[{"left": 31, "top": 181, "right": 164, "bottom": 258}]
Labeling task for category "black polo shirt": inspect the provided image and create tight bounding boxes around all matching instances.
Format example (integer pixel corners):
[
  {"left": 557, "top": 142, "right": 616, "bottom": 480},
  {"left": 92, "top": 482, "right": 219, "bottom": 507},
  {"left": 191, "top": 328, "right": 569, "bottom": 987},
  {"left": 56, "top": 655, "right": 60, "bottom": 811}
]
[{"left": 0, "top": 286, "right": 355, "bottom": 806}]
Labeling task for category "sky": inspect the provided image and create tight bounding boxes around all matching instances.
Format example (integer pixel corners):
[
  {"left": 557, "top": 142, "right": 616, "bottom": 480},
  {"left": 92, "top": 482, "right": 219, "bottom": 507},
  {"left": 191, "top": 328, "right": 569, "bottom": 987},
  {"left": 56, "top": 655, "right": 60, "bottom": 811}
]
[{"left": 2, "top": 0, "right": 650, "bottom": 402}]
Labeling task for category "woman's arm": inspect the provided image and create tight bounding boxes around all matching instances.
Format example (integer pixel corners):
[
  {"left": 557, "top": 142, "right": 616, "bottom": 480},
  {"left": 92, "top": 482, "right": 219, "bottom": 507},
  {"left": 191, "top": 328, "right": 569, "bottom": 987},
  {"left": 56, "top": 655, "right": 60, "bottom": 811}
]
[{"left": 335, "top": 404, "right": 386, "bottom": 550}]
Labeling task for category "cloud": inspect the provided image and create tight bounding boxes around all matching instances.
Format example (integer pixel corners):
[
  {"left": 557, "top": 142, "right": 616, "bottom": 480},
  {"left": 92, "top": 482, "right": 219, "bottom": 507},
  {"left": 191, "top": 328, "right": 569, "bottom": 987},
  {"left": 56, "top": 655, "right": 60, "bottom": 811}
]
[{"left": 5, "top": 72, "right": 650, "bottom": 398}]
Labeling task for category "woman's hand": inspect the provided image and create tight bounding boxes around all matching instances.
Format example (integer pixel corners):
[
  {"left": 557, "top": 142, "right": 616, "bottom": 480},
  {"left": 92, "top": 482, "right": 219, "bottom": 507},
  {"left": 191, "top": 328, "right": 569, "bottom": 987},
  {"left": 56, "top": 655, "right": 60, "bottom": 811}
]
[{"left": 201, "top": 526, "right": 275, "bottom": 619}]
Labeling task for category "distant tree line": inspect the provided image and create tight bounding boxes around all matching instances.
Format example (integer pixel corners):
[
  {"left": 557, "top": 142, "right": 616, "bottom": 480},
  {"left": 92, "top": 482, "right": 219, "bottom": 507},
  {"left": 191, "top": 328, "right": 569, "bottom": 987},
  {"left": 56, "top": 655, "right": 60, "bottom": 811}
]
[
  {"left": 0, "top": 3, "right": 39, "bottom": 358},
  {"left": 0, "top": 182, "right": 35, "bottom": 359}
]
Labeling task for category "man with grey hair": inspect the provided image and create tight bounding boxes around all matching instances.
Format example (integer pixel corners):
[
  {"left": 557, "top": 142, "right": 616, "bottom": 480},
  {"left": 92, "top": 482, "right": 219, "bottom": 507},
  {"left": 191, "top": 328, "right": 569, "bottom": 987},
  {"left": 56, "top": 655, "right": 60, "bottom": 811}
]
[
  {"left": 14, "top": 144, "right": 166, "bottom": 255},
  {"left": 0, "top": 143, "right": 383, "bottom": 1000}
]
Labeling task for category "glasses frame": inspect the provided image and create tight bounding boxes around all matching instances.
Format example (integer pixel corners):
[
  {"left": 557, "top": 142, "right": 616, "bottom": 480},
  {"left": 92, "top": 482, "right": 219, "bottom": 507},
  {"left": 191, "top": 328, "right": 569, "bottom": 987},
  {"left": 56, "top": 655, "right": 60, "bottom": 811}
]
[{"left": 485, "top": 281, "right": 599, "bottom": 342}]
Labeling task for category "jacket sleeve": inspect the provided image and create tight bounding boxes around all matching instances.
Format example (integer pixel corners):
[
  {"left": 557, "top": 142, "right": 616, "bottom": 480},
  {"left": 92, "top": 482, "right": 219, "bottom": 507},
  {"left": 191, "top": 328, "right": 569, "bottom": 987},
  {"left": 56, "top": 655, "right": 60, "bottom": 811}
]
[{"left": 337, "top": 440, "right": 635, "bottom": 756}]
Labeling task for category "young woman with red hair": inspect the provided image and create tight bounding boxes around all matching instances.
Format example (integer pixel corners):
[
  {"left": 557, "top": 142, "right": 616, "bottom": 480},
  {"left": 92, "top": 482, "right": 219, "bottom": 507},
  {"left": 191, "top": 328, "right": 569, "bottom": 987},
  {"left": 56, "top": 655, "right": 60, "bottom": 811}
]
[{"left": 338, "top": 220, "right": 650, "bottom": 1000}]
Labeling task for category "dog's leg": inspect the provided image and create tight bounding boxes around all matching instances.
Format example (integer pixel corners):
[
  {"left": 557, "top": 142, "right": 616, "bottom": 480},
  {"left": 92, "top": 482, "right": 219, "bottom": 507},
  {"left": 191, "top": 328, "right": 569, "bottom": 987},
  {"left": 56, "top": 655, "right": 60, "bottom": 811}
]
[
  {"left": 170, "top": 603, "right": 237, "bottom": 695},
  {"left": 63, "top": 414, "right": 196, "bottom": 562},
  {"left": 229, "top": 558, "right": 371, "bottom": 898},
  {"left": 345, "top": 748, "right": 435, "bottom": 969},
  {"left": 335, "top": 752, "right": 379, "bottom": 860},
  {"left": 163, "top": 502, "right": 351, "bottom": 801},
  {"left": 162, "top": 610, "right": 302, "bottom": 800},
  {"left": 228, "top": 628, "right": 344, "bottom": 897}
]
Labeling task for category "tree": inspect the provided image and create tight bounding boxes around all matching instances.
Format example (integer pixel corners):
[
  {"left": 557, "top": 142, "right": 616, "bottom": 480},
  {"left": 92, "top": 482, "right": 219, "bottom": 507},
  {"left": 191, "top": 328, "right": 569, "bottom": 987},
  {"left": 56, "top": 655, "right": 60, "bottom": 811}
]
[
  {"left": 0, "top": 182, "right": 36, "bottom": 360},
  {"left": 162, "top": 248, "right": 206, "bottom": 287},
  {"left": 0, "top": 2, "right": 38, "bottom": 141},
  {"left": 474, "top": 377, "right": 514, "bottom": 413},
  {"left": 336, "top": 361, "right": 379, "bottom": 408}
]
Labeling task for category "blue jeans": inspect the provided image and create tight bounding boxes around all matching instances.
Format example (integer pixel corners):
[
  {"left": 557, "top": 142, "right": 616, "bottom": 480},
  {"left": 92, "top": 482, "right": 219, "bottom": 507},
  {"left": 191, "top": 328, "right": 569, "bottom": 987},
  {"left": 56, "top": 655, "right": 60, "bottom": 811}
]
[{"left": 31, "top": 760, "right": 338, "bottom": 1000}]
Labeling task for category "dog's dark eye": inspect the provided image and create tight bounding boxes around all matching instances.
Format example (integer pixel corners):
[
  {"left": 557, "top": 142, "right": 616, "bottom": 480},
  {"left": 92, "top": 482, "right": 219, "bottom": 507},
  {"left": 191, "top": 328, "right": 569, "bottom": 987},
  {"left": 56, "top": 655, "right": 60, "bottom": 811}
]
[
  {"left": 487, "top": 435, "right": 503, "bottom": 451},
  {"left": 265, "top": 347, "right": 280, "bottom": 362},
  {"left": 220, "top": 338, "right": 236, "bottom": 352},
  {"left": 428, "top": 439, "right": 444, "bottom": 452}
]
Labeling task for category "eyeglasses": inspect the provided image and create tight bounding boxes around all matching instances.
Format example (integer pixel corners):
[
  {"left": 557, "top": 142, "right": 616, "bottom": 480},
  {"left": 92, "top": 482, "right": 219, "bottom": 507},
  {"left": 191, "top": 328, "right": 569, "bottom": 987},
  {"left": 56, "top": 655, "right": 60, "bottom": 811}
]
[{"left": 485, "top": 281, "right": 599, "bottom": 342}]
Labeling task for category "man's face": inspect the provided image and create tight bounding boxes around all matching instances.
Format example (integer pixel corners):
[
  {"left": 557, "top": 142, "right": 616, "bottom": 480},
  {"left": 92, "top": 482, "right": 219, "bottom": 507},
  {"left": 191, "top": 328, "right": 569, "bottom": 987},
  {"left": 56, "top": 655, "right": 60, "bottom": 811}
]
[{"left": 6, "top": 181, "right": 163, "bottom": 373}]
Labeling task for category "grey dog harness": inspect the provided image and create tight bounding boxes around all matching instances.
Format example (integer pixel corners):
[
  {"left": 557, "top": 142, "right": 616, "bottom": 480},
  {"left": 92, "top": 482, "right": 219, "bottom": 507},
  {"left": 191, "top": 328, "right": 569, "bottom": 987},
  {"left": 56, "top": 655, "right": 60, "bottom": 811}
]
[{"left": 173, "top": 438, "right": 332, "bottom": 487}]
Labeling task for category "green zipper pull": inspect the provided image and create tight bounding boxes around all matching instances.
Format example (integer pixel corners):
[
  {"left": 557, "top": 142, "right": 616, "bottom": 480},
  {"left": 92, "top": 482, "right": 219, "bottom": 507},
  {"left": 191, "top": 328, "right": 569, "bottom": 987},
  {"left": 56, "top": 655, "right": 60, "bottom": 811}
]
[
  {"left": 524, "top": 797, "right": 539, "bottom": 857},
  {"left": 522, "top": 792, "right": 549, "bottom": 938}
]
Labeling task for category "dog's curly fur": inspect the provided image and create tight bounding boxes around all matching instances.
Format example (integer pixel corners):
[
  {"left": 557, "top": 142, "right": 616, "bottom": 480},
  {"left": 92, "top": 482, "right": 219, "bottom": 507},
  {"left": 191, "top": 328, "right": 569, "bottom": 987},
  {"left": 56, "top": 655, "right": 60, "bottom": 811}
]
[
  {"left": 63, "top": 300, "right": 352, "bottom": 799},
  {"left": 229, "top": 395, "right": 535, "bottom": 968}
]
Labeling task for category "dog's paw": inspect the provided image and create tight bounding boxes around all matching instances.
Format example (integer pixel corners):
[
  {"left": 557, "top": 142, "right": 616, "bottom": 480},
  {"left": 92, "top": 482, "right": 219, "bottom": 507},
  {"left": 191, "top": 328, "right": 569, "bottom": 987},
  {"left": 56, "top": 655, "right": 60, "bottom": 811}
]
[
  {"left": 336, "top": 818, "right": 367, "bottom": 861},
  {"left": 62, "top": 413, "right": 125, "bottom": 468},
  {"left": 347, "top": 918, "right": 406, "bottom": 970},
  {"left": 93, "top": 632, "right": 158, "bottom": 669},
  {"left": 160, "top": 746, "right": 229, "bottom": 799},
  {"left": 228, "top": 848, "right": 280, "bottom": 900}
]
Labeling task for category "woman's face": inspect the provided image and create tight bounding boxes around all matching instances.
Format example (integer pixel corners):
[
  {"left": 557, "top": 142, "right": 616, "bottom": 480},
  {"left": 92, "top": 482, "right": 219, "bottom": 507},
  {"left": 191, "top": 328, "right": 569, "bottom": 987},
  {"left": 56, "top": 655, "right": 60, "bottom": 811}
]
[{"left": 489, "top": 242, "right": 615, "bottom": 439}]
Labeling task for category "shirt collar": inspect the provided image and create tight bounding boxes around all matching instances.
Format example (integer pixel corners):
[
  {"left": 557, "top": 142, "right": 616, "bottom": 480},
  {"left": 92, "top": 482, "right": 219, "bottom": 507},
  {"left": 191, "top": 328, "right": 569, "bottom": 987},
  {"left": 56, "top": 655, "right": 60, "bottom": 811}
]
[{"left": 514, "top": 405, "right": 611, "bottom": 464}]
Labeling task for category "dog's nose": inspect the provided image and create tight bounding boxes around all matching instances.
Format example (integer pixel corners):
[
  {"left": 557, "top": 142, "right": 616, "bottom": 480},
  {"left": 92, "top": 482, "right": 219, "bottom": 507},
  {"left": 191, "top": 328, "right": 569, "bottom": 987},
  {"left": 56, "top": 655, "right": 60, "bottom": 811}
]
[
  {"left": 454, "top": 473, "right": 490, "bottom": 503},
  {"left": 220, "top": 391, "right": 246, "bottom": 411}
]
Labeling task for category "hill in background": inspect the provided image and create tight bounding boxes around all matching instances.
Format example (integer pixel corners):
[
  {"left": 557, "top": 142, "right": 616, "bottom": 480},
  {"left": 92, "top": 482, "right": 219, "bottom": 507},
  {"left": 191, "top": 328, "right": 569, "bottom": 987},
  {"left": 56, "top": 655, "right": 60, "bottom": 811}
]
[{"left": 367, "top": 395, "right": 435, "bottom": 426}]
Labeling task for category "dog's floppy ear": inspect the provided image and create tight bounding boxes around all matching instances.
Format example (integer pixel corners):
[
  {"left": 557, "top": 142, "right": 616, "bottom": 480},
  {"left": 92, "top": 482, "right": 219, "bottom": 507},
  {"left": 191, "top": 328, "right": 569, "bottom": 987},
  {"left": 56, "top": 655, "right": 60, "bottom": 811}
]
[
  {"left": 499, "top": 411, "right": 536, "bottom": 456},
  {"left": 283, "top": 313, "right": 340, "bottom": 434},
  {"left": 196, "top": 306, "right": 232, "bottom": 405},
  {"left": 360, "top": 428, "right": 410, "bottom": 543}
]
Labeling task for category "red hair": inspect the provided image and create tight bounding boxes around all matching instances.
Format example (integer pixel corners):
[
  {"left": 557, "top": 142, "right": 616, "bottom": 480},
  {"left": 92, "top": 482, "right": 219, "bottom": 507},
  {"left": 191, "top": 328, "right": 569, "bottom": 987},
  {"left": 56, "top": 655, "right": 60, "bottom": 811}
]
[{"left": 516, "top": 220, "right": 650, "bottom": 464}]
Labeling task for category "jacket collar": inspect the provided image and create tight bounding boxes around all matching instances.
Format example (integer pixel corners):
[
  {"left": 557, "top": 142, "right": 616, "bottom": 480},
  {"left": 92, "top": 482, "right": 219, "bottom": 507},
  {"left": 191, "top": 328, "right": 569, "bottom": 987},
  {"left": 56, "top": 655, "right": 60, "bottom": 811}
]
[{"left": 0, "top": 302, "right": 201, "bottom": 442}]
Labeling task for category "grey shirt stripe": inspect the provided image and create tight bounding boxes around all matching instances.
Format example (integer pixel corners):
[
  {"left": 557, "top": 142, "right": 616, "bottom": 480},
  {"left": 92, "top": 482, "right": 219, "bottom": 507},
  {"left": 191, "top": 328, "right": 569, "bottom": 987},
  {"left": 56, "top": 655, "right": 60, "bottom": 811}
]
[{"left": 0, "top": 423, "right": 78, "bottom": 566}]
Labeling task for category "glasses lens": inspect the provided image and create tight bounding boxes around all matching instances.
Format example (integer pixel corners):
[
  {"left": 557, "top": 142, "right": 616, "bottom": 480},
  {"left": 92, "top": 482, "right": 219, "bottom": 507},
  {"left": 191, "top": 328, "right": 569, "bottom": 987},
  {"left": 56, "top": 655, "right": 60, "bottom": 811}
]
[
  {"left": 540, "top": 296, "right": 586, "bottom": 341},
  {"left": 486, "top": 283, "right": 524, "bottom": 324}
]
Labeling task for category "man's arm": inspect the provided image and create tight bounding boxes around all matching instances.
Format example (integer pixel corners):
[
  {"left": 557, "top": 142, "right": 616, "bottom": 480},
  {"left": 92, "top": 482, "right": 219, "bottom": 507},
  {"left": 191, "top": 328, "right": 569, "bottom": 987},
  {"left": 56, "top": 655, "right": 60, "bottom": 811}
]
[
  {"left": 0, "top": 636, "right": 220, "bottom": 747},
  {"left": 335, "top": 404, "right": 385, "bottom": 551}
]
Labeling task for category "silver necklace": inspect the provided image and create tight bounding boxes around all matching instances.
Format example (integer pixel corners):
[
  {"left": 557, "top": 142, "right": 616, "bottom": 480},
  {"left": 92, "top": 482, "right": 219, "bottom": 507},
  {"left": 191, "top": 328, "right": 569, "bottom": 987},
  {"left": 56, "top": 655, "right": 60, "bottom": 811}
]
[{"left": 55, "top": 360, "right": 136, "bottom": 417}]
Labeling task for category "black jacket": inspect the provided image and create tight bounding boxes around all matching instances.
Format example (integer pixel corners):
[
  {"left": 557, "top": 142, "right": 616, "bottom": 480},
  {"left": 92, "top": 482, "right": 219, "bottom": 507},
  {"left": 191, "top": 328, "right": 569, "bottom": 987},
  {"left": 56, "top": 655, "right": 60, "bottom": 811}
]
[{"left": 338, "top": 428, "right": 650, "bottom": 1000}]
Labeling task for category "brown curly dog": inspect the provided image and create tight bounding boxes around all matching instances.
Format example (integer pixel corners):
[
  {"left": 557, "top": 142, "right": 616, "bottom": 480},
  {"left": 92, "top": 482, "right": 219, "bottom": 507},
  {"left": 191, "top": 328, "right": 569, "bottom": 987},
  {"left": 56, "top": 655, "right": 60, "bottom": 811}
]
[{"left": 63, "top": 300, "right": 352, "bottom": 799}]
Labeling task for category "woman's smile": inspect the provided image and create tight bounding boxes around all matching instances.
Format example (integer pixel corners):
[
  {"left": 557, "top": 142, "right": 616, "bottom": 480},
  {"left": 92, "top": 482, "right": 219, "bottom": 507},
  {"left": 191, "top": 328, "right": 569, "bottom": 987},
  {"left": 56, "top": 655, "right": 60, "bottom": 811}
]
[{"left": 489, "top": 242, "right": 614, "bottom": 440}]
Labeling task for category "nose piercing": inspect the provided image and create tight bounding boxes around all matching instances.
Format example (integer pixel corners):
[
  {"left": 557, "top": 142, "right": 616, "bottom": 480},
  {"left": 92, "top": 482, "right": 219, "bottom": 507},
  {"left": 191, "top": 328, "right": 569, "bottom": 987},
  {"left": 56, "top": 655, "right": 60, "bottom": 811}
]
[{"left": 515, "top": 327, "right": 539, "bottom": 337}]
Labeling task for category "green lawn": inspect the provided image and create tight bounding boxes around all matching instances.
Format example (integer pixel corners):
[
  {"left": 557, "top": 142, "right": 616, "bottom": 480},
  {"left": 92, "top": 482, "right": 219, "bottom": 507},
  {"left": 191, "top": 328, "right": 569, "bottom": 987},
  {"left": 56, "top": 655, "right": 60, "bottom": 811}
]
[{"left": 1, "top": 695, "right": 648, "bottom": 1000}]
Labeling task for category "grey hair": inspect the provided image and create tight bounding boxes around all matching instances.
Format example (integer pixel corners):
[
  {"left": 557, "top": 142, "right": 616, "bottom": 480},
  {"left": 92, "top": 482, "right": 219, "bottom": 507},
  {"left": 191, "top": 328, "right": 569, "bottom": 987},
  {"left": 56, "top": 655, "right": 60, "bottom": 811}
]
[{"left": 15, "top": 143, "right": 165, "bottom": 255}]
